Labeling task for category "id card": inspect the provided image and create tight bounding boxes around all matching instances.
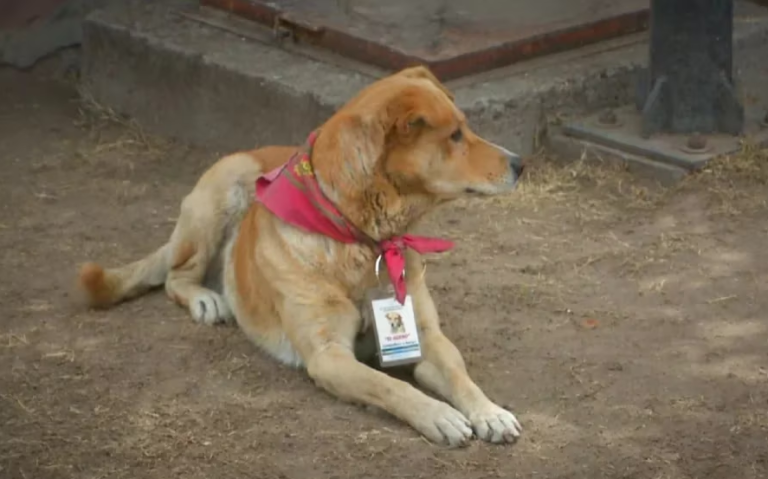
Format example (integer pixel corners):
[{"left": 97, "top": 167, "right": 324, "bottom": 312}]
[{"left": 363, "top": 288, "right": 422, "bottom": 367}]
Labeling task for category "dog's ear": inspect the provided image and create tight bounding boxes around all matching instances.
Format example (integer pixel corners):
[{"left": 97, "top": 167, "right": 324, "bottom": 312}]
[
  {"left": 386, "top": 92, "right": 431, "bottom": 140},
  {"left": 311, "top": 74, "right": 451, "bottom": 215},
  {"left": 316, "top": 67, "right": 450, "bottom": 166},
  {"left": 312, "top": 113, "right": 383, "bottom": 193},
  {"left": 316, "top": 80, "right": 437, "bottom": 174},
  {"left": 394, "top": 65, "right": 454, "bottom": 102}
]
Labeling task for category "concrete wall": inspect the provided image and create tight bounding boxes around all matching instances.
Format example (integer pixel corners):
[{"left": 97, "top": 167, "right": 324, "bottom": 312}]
[{"left": 0, "top": 0, "right": 122, "bottom": 68}]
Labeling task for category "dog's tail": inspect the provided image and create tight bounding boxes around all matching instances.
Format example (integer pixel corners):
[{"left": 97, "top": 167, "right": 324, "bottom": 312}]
[{"left": 77, "top": 243, "right": 171, "bottom": 309}]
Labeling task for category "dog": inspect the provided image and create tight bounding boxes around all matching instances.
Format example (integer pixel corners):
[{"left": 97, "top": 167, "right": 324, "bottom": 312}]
[
  {"left": 76, "top": 66, "right": 524, "bottom": 447},
  {"left": 385, "top": 312, "right": 406, "bottom": 334}
]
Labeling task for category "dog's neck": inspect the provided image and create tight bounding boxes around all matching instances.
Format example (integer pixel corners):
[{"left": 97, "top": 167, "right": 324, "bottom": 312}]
[
  {"left": 318, "top": 174, "right": 437, "bottom": 242},
  {"left": 310, "top": 132, "right": 444, "bottom": 243}
]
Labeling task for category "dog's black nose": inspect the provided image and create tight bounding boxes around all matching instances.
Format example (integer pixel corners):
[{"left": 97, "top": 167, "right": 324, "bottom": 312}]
[{"left": 508, "top": 153, "right": 524, "bottom": 178}]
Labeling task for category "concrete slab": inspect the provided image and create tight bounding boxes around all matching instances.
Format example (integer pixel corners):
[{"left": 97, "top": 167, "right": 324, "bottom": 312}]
[{"left": 81, "top": 0, "right": 768, "bottom": 162}]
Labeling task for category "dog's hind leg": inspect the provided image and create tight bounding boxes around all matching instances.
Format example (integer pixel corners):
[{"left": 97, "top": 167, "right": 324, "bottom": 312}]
[
  {"left": 164, "top": 152, "right": 266, "bottom": 325},
  {"left": 164, "top": 190, "right": 235, "bottom": 325}
]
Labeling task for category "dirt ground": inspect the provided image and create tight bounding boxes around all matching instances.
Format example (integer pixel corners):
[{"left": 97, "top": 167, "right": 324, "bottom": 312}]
[{"left": 1, "top": 60, "right": 767, "bottom": 479}]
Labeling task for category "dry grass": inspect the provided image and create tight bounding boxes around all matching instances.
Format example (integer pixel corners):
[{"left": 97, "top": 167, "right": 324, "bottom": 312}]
[
  {"left": 489, "top": 152, "right": 666, "bottom": 220},
  {"left": 76, "top": 85, "right": 146, "bottom": 139},
  {"left": 679, "top": 141, "right": 768, "bottom": 215},
  {"left": 699, "top": 141, "right": 768, "bottom": 182},
  {"left": 480, "top": 143, "right": 768, "bottom": 309},
  {"left": 469, "top": 145, "right": 768, "bottom": 303},
  {"left": 472, "top": 140, "right": 768, "bottom": 241},
  {"left": 74, "top": 85, "right": 171, "bottom": 165}
]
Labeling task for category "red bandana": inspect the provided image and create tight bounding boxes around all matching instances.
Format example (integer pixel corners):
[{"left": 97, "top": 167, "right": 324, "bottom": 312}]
[{"left": 255, "top": 131, "right": 454, "bottom": 304}]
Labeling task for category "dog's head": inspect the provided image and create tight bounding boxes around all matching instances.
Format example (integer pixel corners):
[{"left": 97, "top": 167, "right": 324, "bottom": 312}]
[
  {"left": 385, "top": 312, "right": 404, "bottom": 330},
  {"left": 312, "top": 66, "right": 523, "bottom": 239}
]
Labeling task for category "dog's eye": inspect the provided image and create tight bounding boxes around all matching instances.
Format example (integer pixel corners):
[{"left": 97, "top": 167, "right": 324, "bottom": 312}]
[{"left": 450, "top": 128, "right": 463, "bottom": 142}]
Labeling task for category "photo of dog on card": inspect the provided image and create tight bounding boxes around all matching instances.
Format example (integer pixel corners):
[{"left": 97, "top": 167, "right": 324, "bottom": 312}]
[
  {"left": 386, "top": 312, "right": 406, "bottom": 334},
  {"left": 76, "top": 65, "right": 524, "bottom": 447}
]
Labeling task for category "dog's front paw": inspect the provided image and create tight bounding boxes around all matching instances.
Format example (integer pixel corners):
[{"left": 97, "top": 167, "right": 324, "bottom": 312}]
[
  {"left": 468, "top": 403, "right": 522, "bottom": 444},
  {"left": 411, "top": 399, "right": 474, "bottom": 448},
  {"left": 190, "top": 291, "right": 233, "bottom": 325}
]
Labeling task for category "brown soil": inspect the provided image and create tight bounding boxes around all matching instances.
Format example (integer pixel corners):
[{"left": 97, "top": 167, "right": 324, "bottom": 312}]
[{"left": 1, "top": 61, "right": 767, "bottom": 479}]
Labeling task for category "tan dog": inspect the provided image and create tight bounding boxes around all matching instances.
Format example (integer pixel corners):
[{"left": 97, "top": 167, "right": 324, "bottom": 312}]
[
  {"left": 386, "top": 312, "right": 406, "bottom": 334},
  {"left": 77, "top": 66, "right": 524, "bottom": 447}
]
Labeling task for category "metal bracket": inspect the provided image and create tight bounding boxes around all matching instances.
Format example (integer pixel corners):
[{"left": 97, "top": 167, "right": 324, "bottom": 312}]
[
  {"left": 638, "top": 0, "right": 744, "bottom": 137},
  {"left": 559, "top": 0, "right": 766, "bottom": 179}
]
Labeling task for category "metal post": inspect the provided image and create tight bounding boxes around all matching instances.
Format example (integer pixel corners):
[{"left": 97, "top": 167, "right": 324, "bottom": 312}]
[{"left": 637, "top": 0, "right": 744, "bottom": 138}]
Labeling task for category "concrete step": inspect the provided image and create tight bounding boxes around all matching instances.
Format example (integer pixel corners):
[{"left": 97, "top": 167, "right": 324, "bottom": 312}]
[{"left": 82, "top": 0, "right": 768, "bottom": 181}]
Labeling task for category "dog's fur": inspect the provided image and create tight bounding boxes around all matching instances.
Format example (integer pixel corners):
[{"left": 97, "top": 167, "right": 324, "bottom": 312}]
[{"left": 77, "top": 66, "right": 524, "bottom": 447}]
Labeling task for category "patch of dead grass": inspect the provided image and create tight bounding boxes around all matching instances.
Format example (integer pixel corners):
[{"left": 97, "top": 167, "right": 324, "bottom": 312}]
[
  {"left": 73, "top": 85, "right": 171, "bottom": 167},
  {"left": 489, "top": 142, "right": 768, "bottom": 223},
  {"left": 700, "top": 141, "right": 768, "bottom": 182},
  {"left": 489, "top": 153, "right": 666, "bottom": 219},
  {"left": 681, "top": 142, "right": 768, "bottom": 215},
  {"left": 75, "top": 86, "right": 147, "bottom": 142}
]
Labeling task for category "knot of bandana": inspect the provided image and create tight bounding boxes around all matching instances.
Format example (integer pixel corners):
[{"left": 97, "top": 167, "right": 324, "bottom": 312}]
[{"left": 379, "top": 236, "right": 454, "bottom": 304}]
